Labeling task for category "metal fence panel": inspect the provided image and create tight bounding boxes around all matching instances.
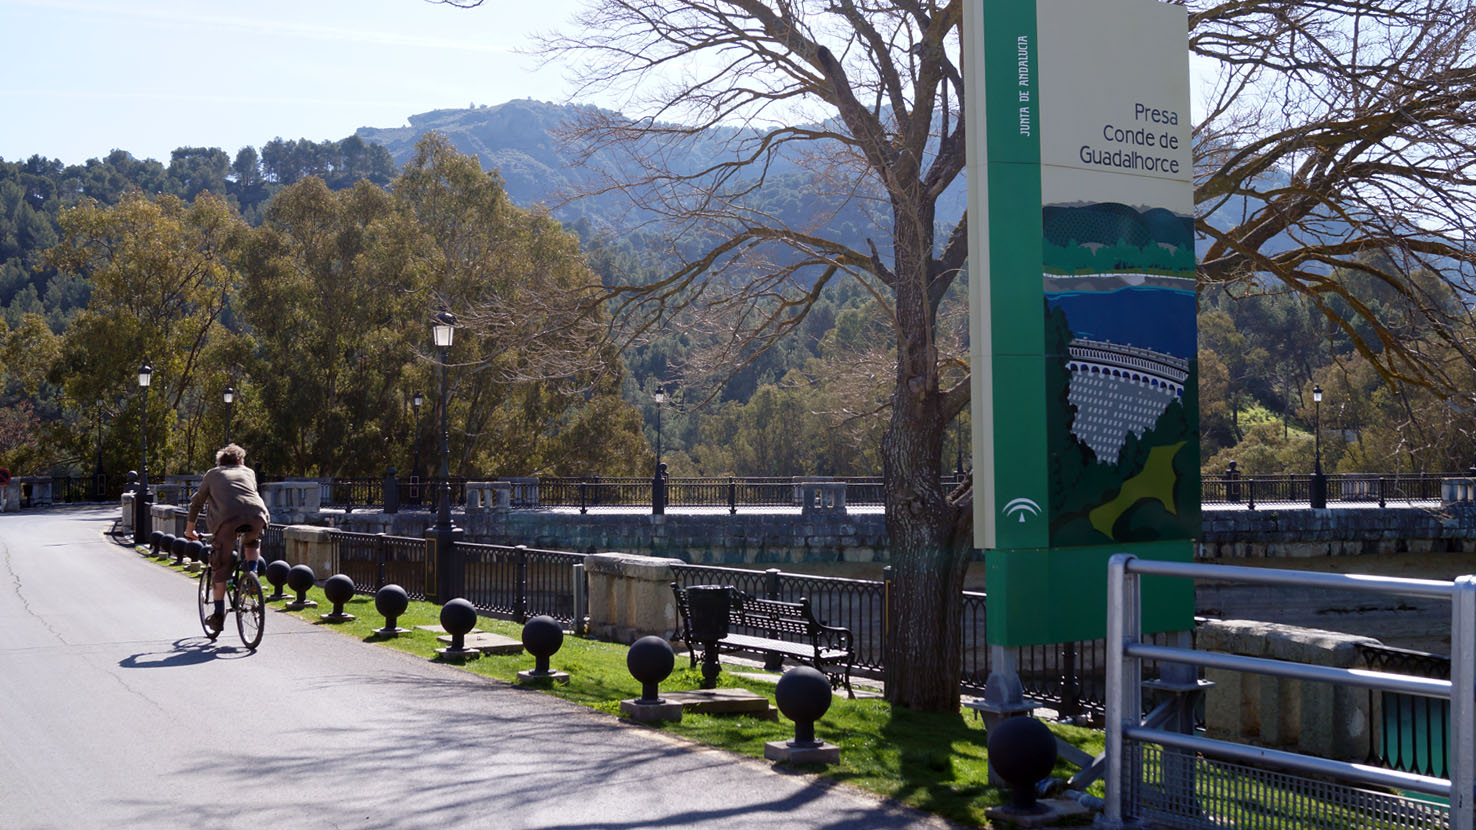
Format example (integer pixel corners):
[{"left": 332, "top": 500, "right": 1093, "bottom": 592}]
[{"left": 1128, "top": 744, "right": 1449, "bottom": 830}]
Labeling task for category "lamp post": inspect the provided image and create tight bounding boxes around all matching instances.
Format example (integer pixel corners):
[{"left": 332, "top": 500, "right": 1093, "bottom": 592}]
[
  {"left": 93, "top": 402, "right": 105, "bottom": 500},
  {"left": 411, "top": 390, "right": 424, "bottom": 505},
  {"left": 1310, "top": 384, "right": 1327, "bottom": 508},
  {"left": 954, "top": 419, "right": 964, "bottom": 479},
  {"left": 652, "top": 385, "right": 666, "bottom": 515},
  {"left": 133, "top": 362, "right": 153, "bottom": 545},
  {"left": 222, "top": 385, "right": 235, "bottom": 445},
  {"left": 431, "top": 312, "right": 463, "bottom": 600}
]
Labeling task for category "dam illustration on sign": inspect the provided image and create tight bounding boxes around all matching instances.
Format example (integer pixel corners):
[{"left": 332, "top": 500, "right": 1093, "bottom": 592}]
[{"left": 1043, "top": 200, "right": 1197, "bottom": 545}]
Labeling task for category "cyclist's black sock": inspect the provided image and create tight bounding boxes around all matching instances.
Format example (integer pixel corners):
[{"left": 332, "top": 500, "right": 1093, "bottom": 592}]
[{"left": 214, "top": 599, "right": 225, "bottom": 615}]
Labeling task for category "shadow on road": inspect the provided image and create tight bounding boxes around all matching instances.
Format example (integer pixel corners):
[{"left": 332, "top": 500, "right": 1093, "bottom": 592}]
[{"left": 118, "top": 637, "right": 256, "bottom": 668}]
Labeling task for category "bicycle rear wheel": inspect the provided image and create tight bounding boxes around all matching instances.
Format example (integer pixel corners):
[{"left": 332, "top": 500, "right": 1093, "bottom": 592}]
[
  {"left": 235, "top": 571, "right": 265, "bottom": 649},
  {"left": 197, "top": 566, "right": 217, "bottom": 639}
]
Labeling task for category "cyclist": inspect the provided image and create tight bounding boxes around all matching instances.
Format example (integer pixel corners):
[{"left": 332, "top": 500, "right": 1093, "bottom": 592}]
[{"left": 184, "top": 444, "right": 271, "bottom": 633}]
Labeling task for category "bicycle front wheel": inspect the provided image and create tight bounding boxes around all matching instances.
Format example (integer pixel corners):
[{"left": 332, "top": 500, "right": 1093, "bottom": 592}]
[
  {"left": 197, "top": 566, "right": 216, "bottom": 639},
  {"left": 235, "top": 571, "right": 265, "bottom": 650}
]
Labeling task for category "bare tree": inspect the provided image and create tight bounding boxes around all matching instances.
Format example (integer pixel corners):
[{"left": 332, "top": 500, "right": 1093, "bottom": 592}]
[
  {"left": 437, "top": 0, "right": 1476, "bottom": 710},
  {"left": 1192, "top": 0, "right": 1476, "bottom": 390}
]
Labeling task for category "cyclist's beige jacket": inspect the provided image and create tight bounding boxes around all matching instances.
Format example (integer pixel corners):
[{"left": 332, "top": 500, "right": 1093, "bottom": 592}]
[{"left": 187, "top": 465, "right": 271, "bottom": 535}]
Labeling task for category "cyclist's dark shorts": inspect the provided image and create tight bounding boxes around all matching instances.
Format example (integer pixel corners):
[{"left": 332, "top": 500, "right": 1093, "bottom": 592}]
[{"left": 211, "top": 515, "right": 265, "bottom": 576}]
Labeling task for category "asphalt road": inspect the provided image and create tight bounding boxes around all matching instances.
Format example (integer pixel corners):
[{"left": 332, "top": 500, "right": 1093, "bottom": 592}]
[{"left": 0, "top": 506, "right": 953, "bottom": 830}]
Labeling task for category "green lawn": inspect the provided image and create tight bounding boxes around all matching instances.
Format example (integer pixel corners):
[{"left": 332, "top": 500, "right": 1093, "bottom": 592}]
[{"left": 149, "top": 550, "right": 1102, "bottom": 827}]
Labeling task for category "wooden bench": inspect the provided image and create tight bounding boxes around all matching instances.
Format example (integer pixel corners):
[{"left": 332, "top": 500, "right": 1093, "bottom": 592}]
[{"left": 672, "top": 583, "right": 854, "bottom": 697}]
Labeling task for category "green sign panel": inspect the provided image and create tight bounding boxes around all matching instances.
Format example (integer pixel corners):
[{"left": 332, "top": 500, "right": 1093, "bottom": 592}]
[{"left": 965, "top": 0, "right": 1198, "bottom": 645}]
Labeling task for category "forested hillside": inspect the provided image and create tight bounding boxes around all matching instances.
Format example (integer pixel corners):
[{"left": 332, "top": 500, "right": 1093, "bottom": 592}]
[{"left": 2, "top": 101, "right": 1473, "bottom": 482}]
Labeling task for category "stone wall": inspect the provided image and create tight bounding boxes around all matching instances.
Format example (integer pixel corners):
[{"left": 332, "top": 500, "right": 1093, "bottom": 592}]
[
  {"left": 325, "top": 507, "right": 887, "bottom": 565},
  {"left": 1198, "top": 504, "right": 1476, "bottom": 559}
]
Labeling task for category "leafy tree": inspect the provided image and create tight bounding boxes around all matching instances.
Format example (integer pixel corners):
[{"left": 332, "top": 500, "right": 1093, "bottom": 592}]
[
  {"left": 235, "top": 177, "right": 421, "bottom": 476},
  {"left": 392, "top": 133, "right": 632, "bottom": 477},
  {"left": 47, "top": 191, "right": 247, "bottom": 475},
  {"left": 168, "top": 147, "right": 231, "bottom": 202}
]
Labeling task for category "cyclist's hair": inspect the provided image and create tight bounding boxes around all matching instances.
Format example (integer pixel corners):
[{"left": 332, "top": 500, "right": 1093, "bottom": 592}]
[{"left": 216, "top": 444, "right": 247, "bottom": 466}]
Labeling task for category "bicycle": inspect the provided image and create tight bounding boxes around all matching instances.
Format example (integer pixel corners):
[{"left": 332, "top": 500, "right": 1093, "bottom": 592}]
[{"left": 196, "top": 524, "right": 266, "bottom": 649}]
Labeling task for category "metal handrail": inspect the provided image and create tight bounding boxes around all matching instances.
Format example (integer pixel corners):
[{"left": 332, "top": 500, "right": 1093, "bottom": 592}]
[{"left": 1103, "top": 554, "right": 1475, "bottom": 827}]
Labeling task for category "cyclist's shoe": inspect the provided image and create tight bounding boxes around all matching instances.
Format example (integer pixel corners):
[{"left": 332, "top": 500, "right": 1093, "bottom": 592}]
[{"left": 205, "top": 612, "right": 225, "bottom": 632}]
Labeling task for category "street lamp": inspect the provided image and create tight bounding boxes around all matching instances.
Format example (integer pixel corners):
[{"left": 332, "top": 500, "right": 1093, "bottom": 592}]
[
  {"left": 652, "top": 385, "right": 666, "bottom": 515},
  {"left": 1310, "top": 384, "right": 1327, "bottom": 508},
  {"left": 411, "top": 390, "right": 424, "bottom": 505},
  {"left": 93, "top": 402, "right": 105, "bottom": 499},
  {"left": 431, "top": 312, "right": 463, "bottom": 600},
  {"left": 954, "top": 419, "right": 964, "bottom": 479},
  {"left": 133, "top": 362, "right": 153, "bottom": 545},
  {"left": 222, "top": 385, "right": 235, "bottom": 445}
]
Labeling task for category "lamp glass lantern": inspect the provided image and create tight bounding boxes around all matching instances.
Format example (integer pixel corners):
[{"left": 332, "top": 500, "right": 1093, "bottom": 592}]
[
  {"left": 138, "top": 363, "right": 153, "bottom": 388},
  {"left": 432, "top": 312, "right": 456, "bottom": 348},
  {"left": 223, "top": 385, "right": 235, "bottom": 405}
]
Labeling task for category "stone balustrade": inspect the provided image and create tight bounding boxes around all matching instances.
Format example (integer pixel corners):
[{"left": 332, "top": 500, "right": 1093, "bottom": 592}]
[{"left": 465, "top": 481, "right": 511, "bottom": 512}]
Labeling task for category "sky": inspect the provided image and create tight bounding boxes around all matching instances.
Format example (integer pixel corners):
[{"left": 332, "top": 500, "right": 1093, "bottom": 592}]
[{"left": 0, "top": 0, "right": 586, "bottom": 166}]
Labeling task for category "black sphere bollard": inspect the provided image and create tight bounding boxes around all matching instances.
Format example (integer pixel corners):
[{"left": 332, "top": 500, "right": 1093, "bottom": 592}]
[
  {"left": 986, "top": 716, "right": 1058, "bottom": 814},
  {"left": 285, "top": 564, "right": 318, "bottom": 609},
  {"left": 775, "top": 666, "right": 833, "bottom": 748},
  {"left": 149, "top": 530, "right": 164, "bottom": 555},
  {"left": 437, "top": 598, "right": 479, "bottom": 659},
  {"left": 155, "top": 533, "right": 175, "bottom": 559},
  {"left": 321, "top": 574, "right": 356, "bottom": 622},
  {"left": 626, "top": 636, "right": 675, "bottom": 704},
  {"left": 521, "top": 616, "right": 564, "bottom": 675},
  {"left": 373, "top": 584, "right": 410, "bottom": 635},
  {"left": 522, "top": 616, "right": 564, "bottom": 673},
  {"left": 264, "top": 559, "right": 290, "bottom": 600},
  {"left": 764, "top": 666, "right": 841, "bottom": 764},
  {"left": 169, "top": 535, "right": 189, "bottom": 563},
  {"left": 184, "top": 539, "right": 206, "bottom": 566}
]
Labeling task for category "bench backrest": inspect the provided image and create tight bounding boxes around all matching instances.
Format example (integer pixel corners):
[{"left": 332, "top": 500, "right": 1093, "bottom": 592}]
[{"left": 730, "top": 594, "right": 814, "bottom": 639}]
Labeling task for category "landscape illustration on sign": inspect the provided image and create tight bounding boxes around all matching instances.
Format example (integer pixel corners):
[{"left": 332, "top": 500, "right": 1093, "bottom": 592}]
[{"left": 1040, "top": 200, "right": 1200, "bottom": 545}]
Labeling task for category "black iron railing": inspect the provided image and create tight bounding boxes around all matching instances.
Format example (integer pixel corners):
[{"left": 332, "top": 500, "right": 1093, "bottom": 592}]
[
  {"left": 1358, "top": 642, "right": 1451, "bottom": 778},
  {"left": 326, "top": 530, "right": 430, "bottom": 600},
  {"left": 1204, "top": 471, "right": 1447, "bottom": 508},
  {"left": 261, "top": 523, "right": 288, "bottom": 565},
  {"left": 458, "top": 542, "right": 586, "bottom": 624}
]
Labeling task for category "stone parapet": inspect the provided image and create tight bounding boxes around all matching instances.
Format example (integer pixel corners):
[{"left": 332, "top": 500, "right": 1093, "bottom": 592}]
[
  {"left": 583, "top": 552, "right": 683, "bottom": 643},
  {"left": 151, "top": 503, "right": 187, "bottom": 537},
  {"left": 262, "top": 481, "right": 321, "bottom": 524},
  {"left": 1198, "top": 618, "right": 1378, "bottom": 761},
  {"left": 284, "top": 525, "right": 334, "bottom": 576}
]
